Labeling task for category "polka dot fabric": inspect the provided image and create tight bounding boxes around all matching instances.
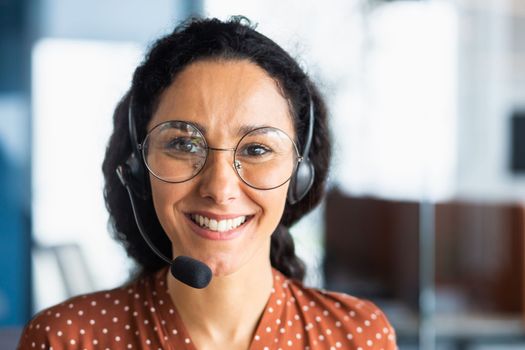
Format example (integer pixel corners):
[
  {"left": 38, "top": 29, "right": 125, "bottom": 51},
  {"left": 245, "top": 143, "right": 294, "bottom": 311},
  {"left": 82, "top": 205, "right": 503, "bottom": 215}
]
[{"left": 18, "top": 268, "right": 397, "bottom": 349}]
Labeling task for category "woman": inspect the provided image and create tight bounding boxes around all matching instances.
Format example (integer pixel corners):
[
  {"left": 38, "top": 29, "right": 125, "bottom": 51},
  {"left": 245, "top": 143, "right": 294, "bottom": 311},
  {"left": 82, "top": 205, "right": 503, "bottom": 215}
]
[{"left": 19, "top": 17, "right": 397, "bottom": 350}]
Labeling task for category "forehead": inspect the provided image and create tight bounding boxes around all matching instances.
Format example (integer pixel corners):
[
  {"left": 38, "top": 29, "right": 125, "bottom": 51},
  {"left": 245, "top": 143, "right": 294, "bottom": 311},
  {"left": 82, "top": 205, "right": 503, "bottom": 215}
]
[{"left": 149, "top": 59, "right": 295, "bottom": 138}]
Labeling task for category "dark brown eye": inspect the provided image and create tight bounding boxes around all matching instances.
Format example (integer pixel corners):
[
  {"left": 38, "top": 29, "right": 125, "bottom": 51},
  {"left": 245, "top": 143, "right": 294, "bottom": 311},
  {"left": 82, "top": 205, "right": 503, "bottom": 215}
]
[
  {"left": 165, "top": 137, "right": 203, "bottom": 153},
  {"left": 239, "top": 143, "right": 272, "bottom": 157}
]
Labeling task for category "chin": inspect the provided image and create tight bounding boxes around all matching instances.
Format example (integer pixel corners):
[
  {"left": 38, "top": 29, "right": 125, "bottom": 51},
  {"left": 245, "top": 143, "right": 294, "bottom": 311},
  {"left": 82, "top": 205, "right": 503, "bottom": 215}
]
[
  {"left": 197, "top": 246, "right": 267, "bottom": 278},
  {"left": 202, "top": 256, "right": 241, "bottom": 277},
  {"left": 170, "top": 225, "right": 272, "bottom": 279}
]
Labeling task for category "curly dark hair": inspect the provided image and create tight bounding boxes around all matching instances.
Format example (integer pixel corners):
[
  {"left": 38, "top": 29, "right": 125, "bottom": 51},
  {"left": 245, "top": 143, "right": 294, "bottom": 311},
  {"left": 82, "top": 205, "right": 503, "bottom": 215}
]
[{"left": 102, "top": 16, "right": 331, "bottom": 282}]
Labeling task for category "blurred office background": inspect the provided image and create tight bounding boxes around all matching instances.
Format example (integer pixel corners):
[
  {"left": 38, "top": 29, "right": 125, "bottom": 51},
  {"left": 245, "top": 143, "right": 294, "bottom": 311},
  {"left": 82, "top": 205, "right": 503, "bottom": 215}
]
[{"left": 1, "top": 0, "right": 525, "bottom": 349}]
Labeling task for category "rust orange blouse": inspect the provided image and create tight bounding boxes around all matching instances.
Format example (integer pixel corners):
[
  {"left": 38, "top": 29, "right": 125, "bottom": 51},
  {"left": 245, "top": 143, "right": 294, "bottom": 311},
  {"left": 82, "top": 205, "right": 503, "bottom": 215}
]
[{"left": 18, "top": 267, "right": 397, "bottom": 349}]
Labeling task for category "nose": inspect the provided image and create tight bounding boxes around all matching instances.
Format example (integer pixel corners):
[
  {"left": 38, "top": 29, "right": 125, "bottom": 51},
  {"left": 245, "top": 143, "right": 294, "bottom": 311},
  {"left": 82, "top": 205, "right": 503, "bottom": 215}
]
[{"left": 197, "top": 149, "right": 242, "bottom": 204}]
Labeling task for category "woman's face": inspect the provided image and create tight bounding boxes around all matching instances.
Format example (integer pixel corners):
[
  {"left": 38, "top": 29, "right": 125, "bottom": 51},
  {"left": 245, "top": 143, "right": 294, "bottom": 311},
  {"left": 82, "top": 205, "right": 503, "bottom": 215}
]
[{"left": 148, "top": 59, "right": 295, "bottom": 277}]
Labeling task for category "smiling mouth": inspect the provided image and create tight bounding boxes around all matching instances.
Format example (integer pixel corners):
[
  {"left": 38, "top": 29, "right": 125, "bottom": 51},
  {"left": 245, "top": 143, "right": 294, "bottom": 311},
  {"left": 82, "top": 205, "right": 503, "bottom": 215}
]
[{"left": 189, "top": 214, "right": 251, "bottom": 232}]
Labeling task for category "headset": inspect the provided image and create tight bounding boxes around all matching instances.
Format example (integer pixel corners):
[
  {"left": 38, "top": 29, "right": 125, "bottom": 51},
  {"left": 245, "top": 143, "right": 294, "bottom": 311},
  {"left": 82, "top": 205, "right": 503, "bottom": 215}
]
[
  {"left": 287, "top": 93, "right": 315, "bottom": 205},
  {"left": 119, "top": 97, "right": 150, "bottom": 201},
  {"left": 116, "top": 90, "right": 315, "bottom": 289}
]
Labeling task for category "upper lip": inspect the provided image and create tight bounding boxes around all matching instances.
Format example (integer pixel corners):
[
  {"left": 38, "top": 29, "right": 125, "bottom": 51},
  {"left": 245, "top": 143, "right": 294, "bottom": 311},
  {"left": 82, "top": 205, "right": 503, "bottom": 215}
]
[{"left": 186, "top": 211, "right": 253, "bottom": 220}]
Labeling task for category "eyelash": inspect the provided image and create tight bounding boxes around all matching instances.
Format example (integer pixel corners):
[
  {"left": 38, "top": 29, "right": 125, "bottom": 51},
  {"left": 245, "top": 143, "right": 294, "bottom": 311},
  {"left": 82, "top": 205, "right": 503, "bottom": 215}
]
[
  {"left": 239, "top": 144, "right": 272, "bottom": 157},
  {"left": 165, "top": 137, "right": 203, "bottom": 153}
]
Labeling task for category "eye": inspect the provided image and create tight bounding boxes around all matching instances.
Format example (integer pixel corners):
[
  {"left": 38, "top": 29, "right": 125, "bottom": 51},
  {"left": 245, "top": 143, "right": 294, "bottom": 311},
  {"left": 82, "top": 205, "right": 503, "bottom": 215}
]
[
  {"left": 240, "top": 143, "right": 272, "bottom": 157},
  {"left": 165, "top": 137, "right": 203, "bottom": 153}
]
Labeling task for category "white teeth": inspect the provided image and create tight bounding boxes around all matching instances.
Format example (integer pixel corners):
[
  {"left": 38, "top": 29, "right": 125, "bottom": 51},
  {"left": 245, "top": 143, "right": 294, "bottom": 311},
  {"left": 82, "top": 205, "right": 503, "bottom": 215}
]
[
  {"left": 233, "top": 217, "right": 242, "bottom": 227},
  {"left": 191, "top": 214, "right": 247, "bottom": 232}
]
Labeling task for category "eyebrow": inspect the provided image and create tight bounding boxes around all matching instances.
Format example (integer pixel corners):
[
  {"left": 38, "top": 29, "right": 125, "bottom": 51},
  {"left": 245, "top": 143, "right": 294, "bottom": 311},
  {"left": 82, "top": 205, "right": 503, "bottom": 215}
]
[{"left": 187, "top": 121, "right": 271, "bottom": 137}]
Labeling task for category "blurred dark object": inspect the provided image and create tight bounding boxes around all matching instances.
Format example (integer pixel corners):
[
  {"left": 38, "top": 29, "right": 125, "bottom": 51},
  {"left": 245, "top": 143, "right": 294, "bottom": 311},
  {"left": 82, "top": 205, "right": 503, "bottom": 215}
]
[
  {"left": 0, "top": 0, "right": 30, "bottom": 92},
  {"left": 0, "top": 0, "right": 32, "bottom": 327},
  {"left": 435, "top": 201, "right": 524, "bottom": 314},
  {"left": 0, "top": 145, "right": 31, "bottom": 327},
  {"left": 324, "top": 188, "right": 525, "bottom": 315},
  {"left": 511, "top": 111, "right": 525, "bottom": 173},
  {"left": 324, "top": 189, "right": 419, "bottom": 309},
  {"left": 0, "top": 327, "right": 22, "bottom": 350}
]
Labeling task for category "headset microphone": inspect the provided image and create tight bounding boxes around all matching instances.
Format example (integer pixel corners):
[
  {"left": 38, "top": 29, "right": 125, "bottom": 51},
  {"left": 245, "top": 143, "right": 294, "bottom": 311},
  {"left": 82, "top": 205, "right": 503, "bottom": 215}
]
[{"left": 116, "top": 164, "right": 212, "bottom": 289}]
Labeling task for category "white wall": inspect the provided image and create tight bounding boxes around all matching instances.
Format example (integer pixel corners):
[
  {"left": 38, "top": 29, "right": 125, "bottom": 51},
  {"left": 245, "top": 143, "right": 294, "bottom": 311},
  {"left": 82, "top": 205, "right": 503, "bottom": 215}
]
[
  {"left": 455, "top": 0, "right": 525, "bottom": 201},
  {"left": 37, "top": 0, "right": 191, "bottom": 43}
]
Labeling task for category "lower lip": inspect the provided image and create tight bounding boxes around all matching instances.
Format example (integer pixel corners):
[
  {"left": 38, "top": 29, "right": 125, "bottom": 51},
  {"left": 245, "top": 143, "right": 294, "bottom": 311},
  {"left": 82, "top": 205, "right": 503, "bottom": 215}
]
[{"left": 185, "top": 215, "right": 252, "bottom": 241}]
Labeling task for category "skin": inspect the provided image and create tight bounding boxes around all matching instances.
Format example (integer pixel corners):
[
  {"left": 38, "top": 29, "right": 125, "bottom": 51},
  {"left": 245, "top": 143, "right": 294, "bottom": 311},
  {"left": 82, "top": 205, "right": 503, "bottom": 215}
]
[{"left": 148, "top": 59, "right": 296, "bottom": 349}]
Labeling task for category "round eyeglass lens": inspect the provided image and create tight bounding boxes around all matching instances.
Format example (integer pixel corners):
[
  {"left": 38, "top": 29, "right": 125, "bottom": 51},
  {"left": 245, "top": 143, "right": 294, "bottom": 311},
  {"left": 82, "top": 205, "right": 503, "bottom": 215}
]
[
  {"left": 142, "top": 121, "right": 207, "bottom": 183},
  {"left": 234, "top": 127, "right": 299, "bottom": 190}
]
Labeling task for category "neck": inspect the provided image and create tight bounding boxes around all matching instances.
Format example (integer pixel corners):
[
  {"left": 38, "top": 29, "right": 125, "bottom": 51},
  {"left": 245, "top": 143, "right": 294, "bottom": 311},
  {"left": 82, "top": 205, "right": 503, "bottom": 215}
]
[{"left": 166, "top": 253, "right": 274, "bottom": 345}]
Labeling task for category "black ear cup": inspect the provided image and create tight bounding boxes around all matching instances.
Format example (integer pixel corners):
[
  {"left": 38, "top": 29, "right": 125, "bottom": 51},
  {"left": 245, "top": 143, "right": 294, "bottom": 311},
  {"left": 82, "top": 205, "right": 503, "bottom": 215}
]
[
  {"left": 124, "top": 153, "right": 149, "bottom": 200},
  {"left": 287, "top": 158, "right": 315, "bottom": 205},
  {"left": 287, "top": 93, "right": 316, "bottom": 205},
  {"left": 123, "top": 96, "right": 149, "bottom": 200}
]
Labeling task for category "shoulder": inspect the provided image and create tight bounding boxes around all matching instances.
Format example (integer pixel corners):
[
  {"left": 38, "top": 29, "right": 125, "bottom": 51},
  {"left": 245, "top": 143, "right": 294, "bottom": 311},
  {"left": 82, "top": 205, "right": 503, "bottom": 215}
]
[
  {"left": 17, "top": 275, "right": 152, "bottom": 350},
  {"left": 286, "top": 278, "right": 398, "bottom": 349}
]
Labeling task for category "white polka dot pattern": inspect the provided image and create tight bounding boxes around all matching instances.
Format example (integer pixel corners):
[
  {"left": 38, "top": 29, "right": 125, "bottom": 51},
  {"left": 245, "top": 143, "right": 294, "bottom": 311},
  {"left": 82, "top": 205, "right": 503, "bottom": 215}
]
[{"left": 18, "top": 267, "right": 397, "bottom": 349}]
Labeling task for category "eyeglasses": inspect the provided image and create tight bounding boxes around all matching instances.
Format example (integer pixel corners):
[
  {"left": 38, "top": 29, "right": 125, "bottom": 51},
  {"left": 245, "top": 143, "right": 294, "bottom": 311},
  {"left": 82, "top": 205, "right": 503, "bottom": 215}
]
[{"left": 139, "top": 120, "right": 302, "bottom": 190}]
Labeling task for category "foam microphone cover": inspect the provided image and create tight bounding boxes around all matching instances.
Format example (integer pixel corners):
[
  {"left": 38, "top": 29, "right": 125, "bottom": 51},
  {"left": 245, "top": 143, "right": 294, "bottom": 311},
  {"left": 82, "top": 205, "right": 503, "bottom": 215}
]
[{"left": 170, "top": 256, "right": 212, "bottom": 289}]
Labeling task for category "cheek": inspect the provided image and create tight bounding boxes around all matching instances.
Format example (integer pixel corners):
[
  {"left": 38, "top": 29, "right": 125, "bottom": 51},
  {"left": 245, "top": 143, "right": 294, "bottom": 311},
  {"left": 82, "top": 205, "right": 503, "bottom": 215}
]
[
  {"left": 149, "top": 177, "right": 190, "bottom": 233},
  {"left": 252, "top": 183, "right": 289, "bottom": 231}
]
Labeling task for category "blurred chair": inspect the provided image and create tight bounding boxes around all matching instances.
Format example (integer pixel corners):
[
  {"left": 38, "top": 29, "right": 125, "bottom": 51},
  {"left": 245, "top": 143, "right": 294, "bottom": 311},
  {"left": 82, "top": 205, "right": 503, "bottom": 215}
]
[
  {"left": 324, "top": 188, "right": 525, "bottom": 346},
  {"left": 435, "top": 200, "right": 524, "bottom": 314},
  {"left": 324, "top": 189, "right": 420, "bottom": 308},
  {"left": 32, "top": 243, "right": 96, "bottom": 311}
]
